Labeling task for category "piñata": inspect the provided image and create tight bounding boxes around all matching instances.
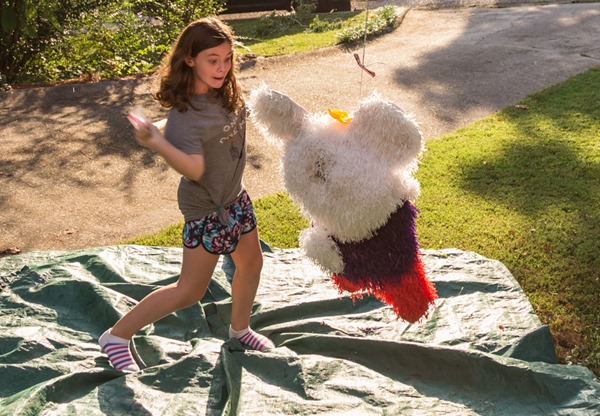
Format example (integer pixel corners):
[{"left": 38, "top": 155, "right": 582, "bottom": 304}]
[{"left": 248, "top": 84, "right": 437, "bottom": 322}]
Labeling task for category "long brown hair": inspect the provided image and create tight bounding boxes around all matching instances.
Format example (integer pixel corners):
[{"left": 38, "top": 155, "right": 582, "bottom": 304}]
[{"left": 154, "top": 17, "right": 243, "bottom": 113}]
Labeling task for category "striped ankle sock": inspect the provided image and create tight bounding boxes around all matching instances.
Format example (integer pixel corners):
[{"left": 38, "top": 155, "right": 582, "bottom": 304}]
[
  {"left": 98, "top": 329, "right": 140, "bottom": 372},
  {"left": 230, "top": 326, "right": 275, "bottom": 352}
]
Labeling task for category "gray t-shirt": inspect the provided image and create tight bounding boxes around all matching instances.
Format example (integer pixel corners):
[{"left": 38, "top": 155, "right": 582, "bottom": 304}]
[{"left": 164, "top": 91, "right": 246, "bottom": 222}]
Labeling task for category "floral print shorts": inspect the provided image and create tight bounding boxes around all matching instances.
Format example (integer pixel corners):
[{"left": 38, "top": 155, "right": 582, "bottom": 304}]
[{"left": 182, "top": 190, "right": 257, "bottom": 254}]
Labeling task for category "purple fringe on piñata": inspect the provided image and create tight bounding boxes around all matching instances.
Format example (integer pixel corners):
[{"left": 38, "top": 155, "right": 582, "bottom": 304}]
[
  {"left": 333, "top": 202, "right": 420, "bottom": 282},
  {"left": 331, "top": 201, "right": 438, "bottom": 322}
]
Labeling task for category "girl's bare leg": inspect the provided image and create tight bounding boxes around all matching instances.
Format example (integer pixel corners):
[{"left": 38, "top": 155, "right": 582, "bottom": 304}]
[
  {"left": 110, "top": 246, "right": 220, "bottom": 340},
  {"left": 229, "top": 227, "right": 263, "bottom": 331},
  {"left": 227, "top": 228, "right": 274, "bottom": 351}
]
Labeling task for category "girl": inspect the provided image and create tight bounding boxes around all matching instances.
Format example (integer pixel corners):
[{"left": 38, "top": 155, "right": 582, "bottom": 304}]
[{"left": 99, "top": 17, "right": 274, "bottom": 372}]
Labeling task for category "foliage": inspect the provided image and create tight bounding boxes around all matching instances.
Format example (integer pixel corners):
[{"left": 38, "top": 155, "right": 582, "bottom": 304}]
[
  {"left": 251, "top": 0, "right": 316, "bottom": 37},
  {"left": 40, "top": 4, "right": 171, "bottom": 82},
  {"left": 230, "top": 6, "right": 396, "bottom": 58},
  {"left": 1, "top": 1, "right": 397, "bottom": 86},
  {"left": 133, "top": 0, "right": 225, "bottom": 32},
  {"left": 246, "top": 0, "right": 365, "bottom": 39},
  {"left": 336, "top": 5, "right": 398, "bottom": 43},
  {"left": 0, "top": 0, "right": 225, "bottom": 86},
  {"left": 0, "top": 0, "right": 113, "bottom": 83},
  {"left": 308, "top": 15, "right": 343, "bottom": 33}
]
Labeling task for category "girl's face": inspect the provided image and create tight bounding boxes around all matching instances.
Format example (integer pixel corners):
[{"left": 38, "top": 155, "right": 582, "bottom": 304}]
[{"left": 185, "top": 41, "right": 233, "bottom": 94}]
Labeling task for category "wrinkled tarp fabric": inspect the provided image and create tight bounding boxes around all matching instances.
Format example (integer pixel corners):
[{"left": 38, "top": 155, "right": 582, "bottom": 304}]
[{"left": 0, "top": 245, "right": 598, "bottom": 415}]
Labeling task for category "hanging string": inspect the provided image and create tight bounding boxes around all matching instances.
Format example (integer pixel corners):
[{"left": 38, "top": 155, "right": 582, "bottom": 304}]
[
  {"left": 361, "top": 0, "right": 370, "bottom": 76},
  {"left": 356, "top": 0, "right": 375, "bottom": 97}
]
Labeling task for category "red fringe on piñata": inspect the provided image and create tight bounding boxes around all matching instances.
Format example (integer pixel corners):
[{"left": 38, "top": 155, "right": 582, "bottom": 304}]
[
  {"left": 374, "top": 255, "right": 437, "bottom": 323},
  {"left": 332, "top": 254, "right": 436, "bottom": 323},
  {"left": 331, "top": 274, "right": 364, "bottom": 294}
]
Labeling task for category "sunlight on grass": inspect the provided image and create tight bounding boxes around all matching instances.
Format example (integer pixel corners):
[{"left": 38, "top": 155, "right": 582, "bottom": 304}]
[
  {"left": 254, "top": 192, "right": 309, "bottom": 248},
  {"left": 416, "top": 67, "right": 600, "bottom": 373},
  {"left": 121, "top": 222, "right": 184, "bottom": 247}
]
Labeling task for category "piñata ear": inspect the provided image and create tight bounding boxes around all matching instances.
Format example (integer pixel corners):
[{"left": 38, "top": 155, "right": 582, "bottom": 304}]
[
  {"left": 350, "top": 92, "right": 423, "bottom": 168},
  {"left": 247, "top": 83, "right": 308, "bottom": 146}
]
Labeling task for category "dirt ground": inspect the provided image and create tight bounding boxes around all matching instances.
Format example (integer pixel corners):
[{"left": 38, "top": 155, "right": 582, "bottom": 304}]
[{"left": 1, "top": 1, "right": 598, "bottom": 255}]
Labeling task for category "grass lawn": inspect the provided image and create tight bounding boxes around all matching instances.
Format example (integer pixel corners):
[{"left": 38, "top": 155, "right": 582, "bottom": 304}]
[
  {"left": 226, "top": 11, "right": 362, "bottom": 57},
  {"left": 416, "top": 67, "right": 600, "bottom": 375}
]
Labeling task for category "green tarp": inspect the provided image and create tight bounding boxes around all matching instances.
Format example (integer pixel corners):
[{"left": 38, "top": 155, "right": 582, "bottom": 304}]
[{"left": 1, "top": 245, "right": 599, "bottom": 415}]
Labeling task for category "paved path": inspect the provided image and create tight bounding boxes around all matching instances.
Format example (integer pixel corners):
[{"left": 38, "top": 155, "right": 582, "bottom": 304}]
[{"left": 1, "top": 3, "right": 598, "bottom": 253}]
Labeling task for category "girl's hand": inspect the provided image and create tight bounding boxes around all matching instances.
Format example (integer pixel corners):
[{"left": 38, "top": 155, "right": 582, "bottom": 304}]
[
  {"left": 128, "top": 113, "right": 204, "bottom": 180},
  {"left": 133, "top": 123, "right": 164, "bottom": 150}
]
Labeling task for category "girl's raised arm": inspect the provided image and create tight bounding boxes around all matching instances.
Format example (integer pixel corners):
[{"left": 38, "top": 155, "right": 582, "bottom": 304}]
[{"left": 134, "top": 124, "right": 205, "bottom": 182}]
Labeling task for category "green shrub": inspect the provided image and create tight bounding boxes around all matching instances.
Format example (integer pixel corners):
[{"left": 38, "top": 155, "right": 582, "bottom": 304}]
[
  {"left": 41, "top": 5, "right": 171, "bottom": 82},
  {"left": 0, "top": 0, "right": 226, "bottom": 85},
  {"left": 0, "top": 0, "right": 113, "bottom": 84},
  {"left": 307, "top": 15, "right": 343, "bottom": 33},
  {"left": 134, "top": 0, "right": 225, "bottom": 32},
  {"left": 336, "top": 5, "right": 397, "bottom": 43},
  {"left": 252, "top": 0, "right": 316, "bottom": 37}
]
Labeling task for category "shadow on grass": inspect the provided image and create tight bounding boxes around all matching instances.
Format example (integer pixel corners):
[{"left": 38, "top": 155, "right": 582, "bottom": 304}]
[{"left": 453, "top": 69, "right": 600, "bottom": 372}]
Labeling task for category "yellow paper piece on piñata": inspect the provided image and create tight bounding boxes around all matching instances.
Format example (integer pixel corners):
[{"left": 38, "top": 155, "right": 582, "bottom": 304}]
[{"left": 328, "top": 108, "right": 352, "bottom": 124}]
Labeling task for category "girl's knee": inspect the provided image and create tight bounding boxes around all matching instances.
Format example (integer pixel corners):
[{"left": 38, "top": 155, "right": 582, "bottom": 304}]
[
  {"left": 174, "top": 284, "right": 207, "bottom": 309},
  {"left": 232, "top": 248, "right": 263, "bottom": 274},
  {"left": 254, "top": 254, "right": 264, "bottom": 273},
  {"left": 233, "top": 257, "right": 263, "bottom": 283},
  {"left": 245, "top": 254, "right": 263, "bottom": 276}
]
